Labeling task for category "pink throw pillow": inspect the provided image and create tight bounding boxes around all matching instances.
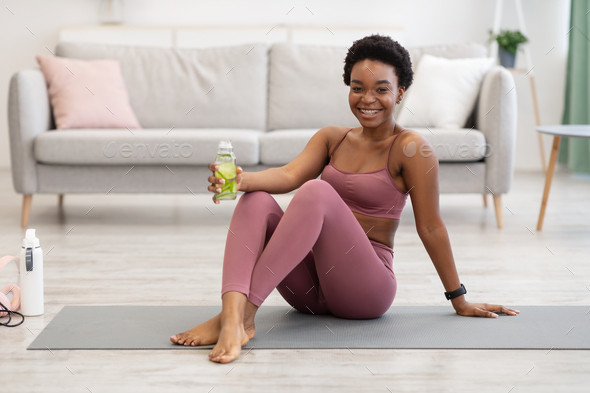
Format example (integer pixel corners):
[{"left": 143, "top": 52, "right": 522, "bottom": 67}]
[{"left": 36, "top": 55, "right": 141, "bottom": 129}]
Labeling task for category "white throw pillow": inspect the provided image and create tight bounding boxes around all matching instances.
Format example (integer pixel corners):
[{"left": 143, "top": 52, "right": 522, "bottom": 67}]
[{"left": 397, "top": 54, "right": 494, "bottom": 129}]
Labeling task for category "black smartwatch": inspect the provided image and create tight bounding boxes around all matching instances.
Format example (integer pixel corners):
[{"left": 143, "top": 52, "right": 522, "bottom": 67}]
[{"left": 444, "top": 283, "right": 466, "bottom": 300}]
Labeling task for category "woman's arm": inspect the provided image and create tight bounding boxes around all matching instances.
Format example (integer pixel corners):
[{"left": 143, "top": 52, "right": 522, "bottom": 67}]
[
  {"left": 397, "top": 132, "right": 464, "bottom": 308},
  {"left": 398, "top": 131, "right": 519, "bottom": 318},
  {"left": 239, "top": 167, "right": 296, "bottom": 194},
  {"left": 240, "top": 127, "right": 335, "bottom": 194}
]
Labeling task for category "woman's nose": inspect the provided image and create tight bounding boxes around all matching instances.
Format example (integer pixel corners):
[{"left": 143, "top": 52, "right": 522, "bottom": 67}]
[{"left": 361, "top": 90, "right": 377, "bottom": 103}]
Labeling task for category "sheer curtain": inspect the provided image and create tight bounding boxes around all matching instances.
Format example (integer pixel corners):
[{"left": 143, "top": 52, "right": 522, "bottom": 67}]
[{"left": 558, "top": 0, "right": 590, "bottom": 173}]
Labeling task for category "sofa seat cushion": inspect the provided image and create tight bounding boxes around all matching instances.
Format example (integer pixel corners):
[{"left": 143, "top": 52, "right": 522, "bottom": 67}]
[
  {"left": 412, "top": 127, "right": 488, "bottom": 162},
  {"left": 34, "top": 129, "right": 263, "bottom": 166},
  {"left": 260, "top": 128, "right": 487, "bottom": 166}
]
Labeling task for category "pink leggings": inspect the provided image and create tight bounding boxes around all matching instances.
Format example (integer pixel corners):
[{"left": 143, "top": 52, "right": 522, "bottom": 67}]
[{"left": 221, "top": 179, "right": 397, "bottom": 319}]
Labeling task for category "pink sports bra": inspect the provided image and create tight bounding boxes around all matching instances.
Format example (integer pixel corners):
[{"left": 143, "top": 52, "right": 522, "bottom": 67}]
[{"left": 320, "top": 127, "right": 409, "bottom": 220}]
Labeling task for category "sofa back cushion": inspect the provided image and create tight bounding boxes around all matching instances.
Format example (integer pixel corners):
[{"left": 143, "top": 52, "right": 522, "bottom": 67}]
[
  {"left": 55, "top": 42, "right": 268, "bottom": 130},
  {"left": 267, "top": 42, "right": 488, "bottom": 130},
  {"left": 405, "top": 42, "right": 488, "bottom": 72},
  {"left": 268, "top": 43, "right": 360, "bottom": 130}
]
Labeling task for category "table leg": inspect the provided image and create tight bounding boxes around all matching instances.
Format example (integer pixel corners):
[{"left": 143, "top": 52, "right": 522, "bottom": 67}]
[
  {"left": 537, "top": 136, "right": 561, "bottom": 231},
  {"left": 529, "top": 76, "right": 547, "bottom": 173}
]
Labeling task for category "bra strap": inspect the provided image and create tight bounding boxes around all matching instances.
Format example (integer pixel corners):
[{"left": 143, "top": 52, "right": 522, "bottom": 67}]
[
  {"left": 331, "top": 128, "right": 353, "bottom": 159},
  {"left": 386, "top": 128, "right": 406, "bottom": 163}
]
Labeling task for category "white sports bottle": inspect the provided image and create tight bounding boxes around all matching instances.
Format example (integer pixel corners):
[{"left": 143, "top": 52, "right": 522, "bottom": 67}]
[{"left": 19, "top": 229, "right": 44, "bottom": 316}]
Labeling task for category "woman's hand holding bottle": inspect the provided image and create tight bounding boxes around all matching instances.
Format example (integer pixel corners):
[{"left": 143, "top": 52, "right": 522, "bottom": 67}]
[{"left": 208, "top": 163, "right": 243, "bottom": 204}]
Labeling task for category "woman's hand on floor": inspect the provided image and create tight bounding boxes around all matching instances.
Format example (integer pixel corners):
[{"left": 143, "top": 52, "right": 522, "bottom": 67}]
[{"left": 453, "top": 301, "right": 520, "bottom": 318}]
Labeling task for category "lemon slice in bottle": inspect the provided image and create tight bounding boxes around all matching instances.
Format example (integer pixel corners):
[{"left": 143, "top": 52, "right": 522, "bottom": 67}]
[{"left": 217, "top": 162, "right": 236, "bottom": 179}]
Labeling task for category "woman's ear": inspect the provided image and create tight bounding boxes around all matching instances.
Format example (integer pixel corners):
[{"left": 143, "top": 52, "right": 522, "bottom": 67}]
[{"left": 396, "top": 86, "right": 406, "bottom": 104}]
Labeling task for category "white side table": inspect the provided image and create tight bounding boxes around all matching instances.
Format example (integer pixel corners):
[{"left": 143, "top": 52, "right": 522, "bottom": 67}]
[{"left": 536, "top": 125, "right": 590, "bottom": 230}]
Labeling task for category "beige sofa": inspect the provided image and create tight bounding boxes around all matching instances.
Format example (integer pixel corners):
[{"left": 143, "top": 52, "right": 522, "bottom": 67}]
[{"left": 8, "top": 41, "right": 516, "bottom": 227}]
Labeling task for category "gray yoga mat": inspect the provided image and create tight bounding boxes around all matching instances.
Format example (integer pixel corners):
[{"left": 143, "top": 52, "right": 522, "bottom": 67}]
[{"left": 28, "top": 305, "right": 590, "bottom": 350}]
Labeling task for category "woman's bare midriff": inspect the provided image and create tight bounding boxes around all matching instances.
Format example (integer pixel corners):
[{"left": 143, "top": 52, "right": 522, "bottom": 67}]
[
  {"left": 353, "top": 211, "right": 399, "bottom": 249},
  {"left": 327, "top": 126, "right": 408, "bottom": 250}
]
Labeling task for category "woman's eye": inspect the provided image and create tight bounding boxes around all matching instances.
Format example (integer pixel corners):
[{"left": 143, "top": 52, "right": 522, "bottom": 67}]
[{"left": 352, "top": 87, "right": 362, "bottom": 91}]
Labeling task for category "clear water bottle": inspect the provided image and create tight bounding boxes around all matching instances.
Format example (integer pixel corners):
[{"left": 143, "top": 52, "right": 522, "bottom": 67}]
[
  {"left": 214, "top": 140, "right": 237, "bottom": 200},
  {"left": 19, "top": 229, "right": 44, "bottom": 316}
]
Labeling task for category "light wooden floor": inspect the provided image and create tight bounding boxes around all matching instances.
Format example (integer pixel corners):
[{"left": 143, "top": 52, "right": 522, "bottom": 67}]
[{"left": 0, "top": 167, "right": 589, "bottom": 392}]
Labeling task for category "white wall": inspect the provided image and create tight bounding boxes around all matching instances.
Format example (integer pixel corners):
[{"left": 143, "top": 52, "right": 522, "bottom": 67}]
[{"left": 0, "top": 0, "right": 571, "bottom": 172}]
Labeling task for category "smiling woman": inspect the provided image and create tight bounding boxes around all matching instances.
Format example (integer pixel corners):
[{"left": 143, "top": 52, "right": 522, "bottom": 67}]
[
  {"left": 342, "top": 35, "right": 412, "bottom": 134},
  {"left": 171, "top": 34, "right": 520, "bottom": 364}
]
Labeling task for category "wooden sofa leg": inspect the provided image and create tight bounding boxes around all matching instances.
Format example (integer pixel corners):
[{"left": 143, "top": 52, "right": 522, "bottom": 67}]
[
  {"left": 493, "top": 194, "right": 503, "bottom": 228},
  {"left": 483, "top": 194, "right": 488, "bottom": 208},
  {"left": 58, "top": 194, "right": 64, "bottom": 207},
  {"left": 21, "top": 194, "right": 32, "bottom": 227}
]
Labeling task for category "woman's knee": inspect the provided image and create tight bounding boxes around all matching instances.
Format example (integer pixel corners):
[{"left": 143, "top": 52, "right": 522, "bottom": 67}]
[
  {"left": 234, "top": 190, "right": 282, "bottom": 219},
  {"left": 237, "top": 190, "right": 275, "bottom": 209},
  {"left": 239, "top": 190, "right": 273, "bottom": 202},
  {"left": 292, "top": 179, "right": 336, "bottom": 205}
]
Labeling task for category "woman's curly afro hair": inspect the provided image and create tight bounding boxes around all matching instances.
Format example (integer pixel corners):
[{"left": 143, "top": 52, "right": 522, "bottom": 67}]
[{"left": 343, "top": 34, "right": 413, "bottom": 90}]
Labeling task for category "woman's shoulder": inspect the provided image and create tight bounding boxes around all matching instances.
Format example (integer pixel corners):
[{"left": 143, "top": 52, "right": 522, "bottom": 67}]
[
  {"left": 315, "top": 126, "right": 356, "bottom": 158},
  {"left": 318, "top": 125, "right": 356, "bottom": 143},
  {"left": 399, "top": 128, "right": 430, "bottom": 145},
  {"left": 320, "top": 125, "right": 356, "bottom": 136},
  {"left": 395, "top": 128, "right": 434, "bottom": 159}
]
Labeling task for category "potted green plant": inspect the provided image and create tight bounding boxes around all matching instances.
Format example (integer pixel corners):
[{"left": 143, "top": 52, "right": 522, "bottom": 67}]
[{"left": 488, "top": 29, "right": 528, "bottom": 68}]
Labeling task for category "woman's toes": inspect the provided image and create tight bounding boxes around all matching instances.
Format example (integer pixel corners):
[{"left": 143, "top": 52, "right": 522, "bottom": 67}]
[{"left": 174, "top": 335, "right": 184, "bottom": 344}]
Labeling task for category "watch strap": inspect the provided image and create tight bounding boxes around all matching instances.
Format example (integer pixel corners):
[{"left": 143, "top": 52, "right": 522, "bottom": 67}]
[{"left": 444, "top": 283, "right": 466, "bottom": 300}]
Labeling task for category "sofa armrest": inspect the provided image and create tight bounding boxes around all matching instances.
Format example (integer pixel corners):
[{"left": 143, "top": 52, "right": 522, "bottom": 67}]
[
  {"left": 8, "top": 69, "right": 52, "bottom": 194},
  {"left": 476, "top": 66, "right": 517, "bottom": 195}
]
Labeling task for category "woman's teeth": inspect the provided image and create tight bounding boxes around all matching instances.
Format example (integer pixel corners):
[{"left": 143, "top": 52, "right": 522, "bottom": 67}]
[{"left": 360, "top": 109, "right": 381, "bottom": 115}]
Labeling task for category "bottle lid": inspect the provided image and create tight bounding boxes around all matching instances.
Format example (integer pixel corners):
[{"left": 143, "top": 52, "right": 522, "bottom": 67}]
[
  {"left": 218, "top": 140, "right": 233, "bottom": 149},
  {"left": 217, "top": 140, "right": 233, "bottom": 153},
  {"left": 23, "top": 228, "right": 40, "bottom": 248}
]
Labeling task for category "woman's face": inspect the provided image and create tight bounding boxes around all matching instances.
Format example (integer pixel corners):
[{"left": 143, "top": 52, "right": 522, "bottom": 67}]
[{"left": 348, "top": 59, "right": 404, "bottom": 128}]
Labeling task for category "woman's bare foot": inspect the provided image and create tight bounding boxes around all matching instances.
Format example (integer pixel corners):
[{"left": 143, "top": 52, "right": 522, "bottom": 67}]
[
  {"left": 170, "top": 313, "right": 222, "bottom": 346},
  {"left": 170, "top": 301, "right": 258, "bottom": 346},
  {"left": 243, "top": 305, "right": 257, "bottom": 339},
  {"left": 208, "top": 291, "right": 251, "bottom": 363},
  {"left": 209, "top": 319, "right": 250, "bottom": 363}
]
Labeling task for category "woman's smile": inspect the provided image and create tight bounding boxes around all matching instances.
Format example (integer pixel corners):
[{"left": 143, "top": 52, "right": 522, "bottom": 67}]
[{"left": 358, "top": 108, "right": 383, "bottom": 118}]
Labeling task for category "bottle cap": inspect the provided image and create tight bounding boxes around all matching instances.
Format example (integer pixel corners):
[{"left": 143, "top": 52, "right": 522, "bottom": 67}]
[
  {"left": 23, "top": 229, "right": 40, "bottom": 248},
  {"left": 217, "top": 140, "right": 233, "bottom": 151},
  {"left": 217, "top": 140, "right": 233, "bottom": 154}
]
